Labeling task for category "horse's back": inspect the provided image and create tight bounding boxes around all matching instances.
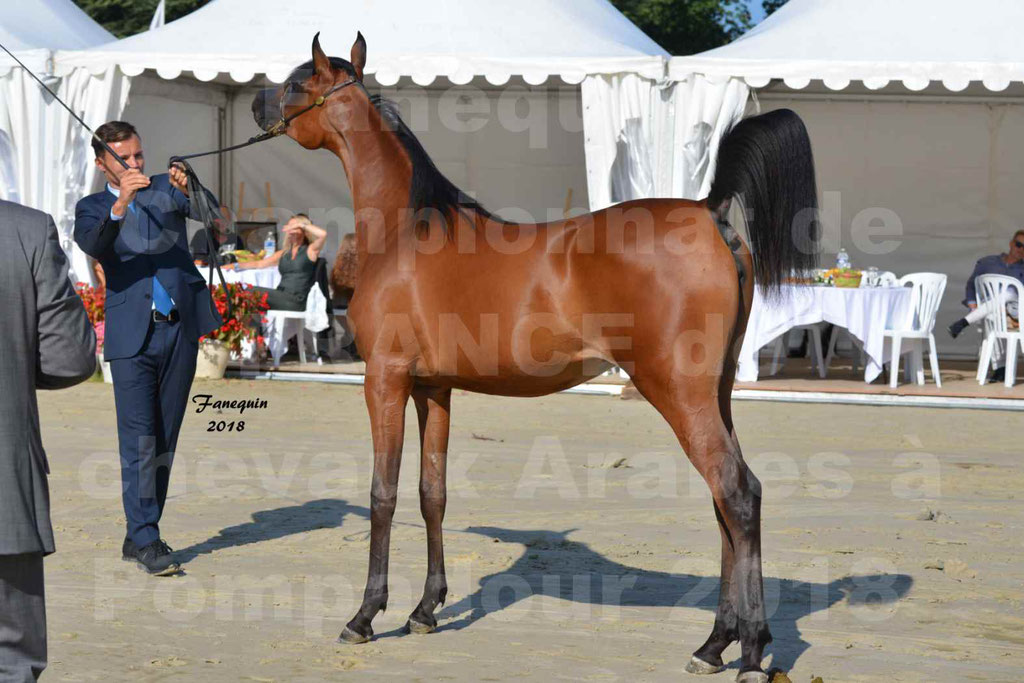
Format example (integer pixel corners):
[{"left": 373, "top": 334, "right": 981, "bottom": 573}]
[{"left": 350, "top": 198, "right": 747, "bottom": 395}]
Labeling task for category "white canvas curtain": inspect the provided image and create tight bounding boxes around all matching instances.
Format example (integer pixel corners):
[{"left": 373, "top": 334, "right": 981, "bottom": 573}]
[
  {"left": 0, "top": 63, "right": 130, "bottom": 282},
  {"left": 0, "top": 68, "right": 51, "bottom": 208},
  {"left": 55, "top": 66, "right": 131, "bottom": 283},
  {"left": 580, "top": 73, "right": 749, "bottom": 210}
]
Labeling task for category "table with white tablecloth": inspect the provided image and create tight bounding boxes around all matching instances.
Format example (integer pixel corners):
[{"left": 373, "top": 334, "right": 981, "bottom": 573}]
[
  {"left": 199, "top": 266, "right": 282, "bottom": 361},
  {"left": 198, "top": 264, "right": 280, "bottom": 289},
  {"left": 737, "top": 285, "right": 912, "bottom": 383}
]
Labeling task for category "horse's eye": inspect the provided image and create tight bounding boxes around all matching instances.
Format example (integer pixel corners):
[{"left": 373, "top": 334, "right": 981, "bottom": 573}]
[{"left": 281, "top": 82, "right": 305, "bottom": 108}]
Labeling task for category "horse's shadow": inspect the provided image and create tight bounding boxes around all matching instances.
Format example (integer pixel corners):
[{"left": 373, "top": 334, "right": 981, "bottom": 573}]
[
  {"left": 174, "top": 502, "right": 912, "bottom": 672},
  {"left": 436, "top": 525, "right": 913, "bottom": 673},
  {"left": 173, "top": 498, "right": 370, "bottom": 564}
]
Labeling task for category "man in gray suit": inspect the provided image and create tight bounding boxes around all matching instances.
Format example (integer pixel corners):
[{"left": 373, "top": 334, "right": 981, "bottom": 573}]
[{"left": 0, "top": 200, "right": 97, "bottom": 682}]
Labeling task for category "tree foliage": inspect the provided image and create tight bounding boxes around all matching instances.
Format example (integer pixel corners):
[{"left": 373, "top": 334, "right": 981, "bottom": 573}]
[
  {"left": 75, "top": 0, "right": 765, "bottom": 55},
  {"left": 762, "top": 0, "right": 789, "bottom": 17},
  {"left": 72, "top": 0, "right": 210, "bottom": 38},
  {"left": 609, "top": 0, "right": 752, "bottom": 56}
]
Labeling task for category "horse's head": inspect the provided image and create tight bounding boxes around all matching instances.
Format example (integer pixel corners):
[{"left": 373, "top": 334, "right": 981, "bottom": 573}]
[{"left": 252, "top": 32, "right": 367, "bottom": 150}]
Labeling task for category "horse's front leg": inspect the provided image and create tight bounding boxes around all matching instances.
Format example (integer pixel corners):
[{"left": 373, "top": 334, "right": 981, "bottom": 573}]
[
  {"left": 340, "top": 363, "right": 413, "bottom": 644},
  {"left": 407, "top": 385, "right": 452, "bottom": 634}
]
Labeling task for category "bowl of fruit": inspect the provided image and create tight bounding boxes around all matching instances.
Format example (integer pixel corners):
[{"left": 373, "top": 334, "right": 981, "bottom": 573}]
[{"left": 832, "top": 268, "right": 863, "bottom": 288}]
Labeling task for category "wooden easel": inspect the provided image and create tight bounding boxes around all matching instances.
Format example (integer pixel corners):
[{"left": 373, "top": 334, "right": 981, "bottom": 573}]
[{"left": 236, "top": 181, "right": 274, "bottom": 221}]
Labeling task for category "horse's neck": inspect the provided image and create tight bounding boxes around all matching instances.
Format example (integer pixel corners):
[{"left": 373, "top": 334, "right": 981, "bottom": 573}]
[{"left": 324, "top": 105, "right": 412, "bottom": 255}]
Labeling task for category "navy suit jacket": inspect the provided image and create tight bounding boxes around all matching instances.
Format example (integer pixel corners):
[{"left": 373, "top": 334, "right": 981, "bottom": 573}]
[{"left": 74, "top": 174, "right": 223, "bottom": 361}]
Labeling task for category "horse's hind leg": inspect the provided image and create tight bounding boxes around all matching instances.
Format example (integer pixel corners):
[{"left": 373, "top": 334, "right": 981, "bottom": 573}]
[
  {"left": 688, "top": 282, "right": 753, "bottom": 671},
  {"left": 631, "top": 369, "right": 770, "bottom": 682},
  {"left": 407, "top": 385, "right": 452, "bottom": 634},
  {"left": 340, "top": 363, "right": 414, "bottom": 644},
  {"left": 686, "top": 245, "right": 758, "bottom": 675},
  {"left": 687, "top": 334, "right": 752, "bottom": 674}
]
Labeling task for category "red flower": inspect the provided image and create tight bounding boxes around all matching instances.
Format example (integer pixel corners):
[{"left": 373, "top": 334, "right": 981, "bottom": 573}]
[
  {"left": 74, "top": 283, "right": 106, "bottom": 326},
  {"left": 198, "top": 282, "right": 270, "bottom": 353}
]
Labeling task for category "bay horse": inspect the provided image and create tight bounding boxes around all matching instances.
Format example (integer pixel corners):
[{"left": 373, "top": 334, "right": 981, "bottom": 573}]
[{"left": 253, "top": 34, "right": 818, "bottom": 682}]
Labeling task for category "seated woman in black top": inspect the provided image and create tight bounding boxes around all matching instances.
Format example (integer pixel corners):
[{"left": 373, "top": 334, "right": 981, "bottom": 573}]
[
  {"left": 225, "top": 213, "right": 327, "bottom": 311},
  {"left": 191, "top": 205, "right": 245, "bottom": 264}
]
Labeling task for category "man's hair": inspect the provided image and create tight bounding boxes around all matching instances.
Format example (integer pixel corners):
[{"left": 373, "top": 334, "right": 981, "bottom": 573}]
[
  {"left": 92, "top": 121, "right": 139, "bottom": 158},
  {"left": 293, "top": 213, "right": 310, "bottom": 221},
  {"left": 1014, "top": 229, "right": 1024, "bottom": 242}
]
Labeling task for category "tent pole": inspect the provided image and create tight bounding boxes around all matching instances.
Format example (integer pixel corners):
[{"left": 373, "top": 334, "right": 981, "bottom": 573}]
[{"left": 218, "top": 85, "right": 234, "bottom": 205}]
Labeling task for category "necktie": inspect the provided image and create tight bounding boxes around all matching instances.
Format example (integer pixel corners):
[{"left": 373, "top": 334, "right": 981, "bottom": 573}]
[
  {"left": 152, "top": 277, "right": 174, "bottom": 316},
  {"left": 129, "top": 202, "right": 174, "bottom": 315}
]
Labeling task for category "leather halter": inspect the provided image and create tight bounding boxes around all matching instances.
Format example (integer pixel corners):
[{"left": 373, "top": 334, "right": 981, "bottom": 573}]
[
  {"left": 172, "top": 77, "right": 362, "bottom": 164},
  {"left": 261, "top": 77, "right": 362, "bottom": 140},
  {"left": 165, "top": 77, "right": 361, "bottom": 320}
]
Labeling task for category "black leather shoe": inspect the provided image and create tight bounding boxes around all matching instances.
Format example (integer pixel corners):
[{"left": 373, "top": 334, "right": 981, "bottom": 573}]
[
  {"left": 122, "top": 537, "right": 137, "bottom": 561},
  {"left": 948, "top": 318, "right": 969, "bottom": 339},
  {"left": 990, "top": 367, "right": 1006, "bottom": 383},
  {"left": 135, "top": 540, "right": 180, "bottom": 576}
]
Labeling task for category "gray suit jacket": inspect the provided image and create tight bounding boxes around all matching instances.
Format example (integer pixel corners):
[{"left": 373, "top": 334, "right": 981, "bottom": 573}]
[{"left": 1, "top": 200, "right": 97, "bottom": 556}]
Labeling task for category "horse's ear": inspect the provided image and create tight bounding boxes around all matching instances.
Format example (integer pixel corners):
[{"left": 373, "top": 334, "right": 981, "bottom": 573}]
[
  {"left": 350, "top": 31, "right": 367, "bottom": 82},
  {"left": 312, "top": 32, "right": 331, "bottom": 78}
]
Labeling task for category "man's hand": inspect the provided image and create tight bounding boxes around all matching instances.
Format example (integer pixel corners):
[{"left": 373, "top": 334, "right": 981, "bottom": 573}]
[
  {"left": 968, "top": 303, "right": 978, "bottom": 311},
  {"left": 169, "top": 164, "right": 190, "bottom": 196},
  {"left": 112, "top": 169, "right": 150, "bottom": 217}
]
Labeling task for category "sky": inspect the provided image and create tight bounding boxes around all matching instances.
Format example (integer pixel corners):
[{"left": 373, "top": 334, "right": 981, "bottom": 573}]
[{"left": 746, "top": 0, "right": 768, "bottom": 24}]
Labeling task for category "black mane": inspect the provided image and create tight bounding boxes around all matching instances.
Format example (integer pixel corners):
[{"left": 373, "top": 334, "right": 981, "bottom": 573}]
[
  {"left": 369, "top": 95, "right": 492, "bottom": 228},
  {"left": 287, "top": 59, "right": 492, "bottom": 231}
]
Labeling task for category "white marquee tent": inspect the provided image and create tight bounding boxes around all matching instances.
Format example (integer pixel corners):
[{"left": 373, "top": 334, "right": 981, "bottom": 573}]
[
  {"left": 47, "top": 0, "right": 678, "bottom": 284},
  {"left": 660, "top": 0, "right": 1024, "bottom": 358},
  {"left": 18, "top": 0, "right": 1015, "bottom": 360}
]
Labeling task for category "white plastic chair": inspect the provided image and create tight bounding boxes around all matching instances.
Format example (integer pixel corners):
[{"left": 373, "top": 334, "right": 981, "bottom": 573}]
[
  {"left": 883, "top": 273, "right": 946, "bottom": 388},
  {"left": 265, "top": 286, "right": 330, "bottom": 367},
  {"left": 265, "top": 310, "right": 318, "bottom": 366},
  {"left": 765, "top": 323, "right": 827, "bottom": 378},
  {"left": 975, "top": 274, "right": 1023, "bottom": 387}
]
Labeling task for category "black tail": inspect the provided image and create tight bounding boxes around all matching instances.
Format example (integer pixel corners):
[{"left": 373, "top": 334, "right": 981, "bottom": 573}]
[{"left": 708, "top": 108, "right": 820, "bottom": 294}]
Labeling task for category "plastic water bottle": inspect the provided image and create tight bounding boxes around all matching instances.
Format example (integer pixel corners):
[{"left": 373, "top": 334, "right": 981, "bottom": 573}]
[
  {"left": 264, "top": 231, "right": 276, "bottom": 257},
  {"left": 836, "top": 248, "right": 850, "bottom": 270}
]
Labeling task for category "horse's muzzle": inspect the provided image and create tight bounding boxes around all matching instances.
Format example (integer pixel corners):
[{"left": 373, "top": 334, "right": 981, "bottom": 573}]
[{"left": 252, "top": 88, "right": 279, "bottom": 132}]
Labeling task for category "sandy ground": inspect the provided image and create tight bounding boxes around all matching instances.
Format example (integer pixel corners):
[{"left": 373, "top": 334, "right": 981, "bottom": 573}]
[{"left": 34, "top": 378, "right": 1023, "bottom": 682}]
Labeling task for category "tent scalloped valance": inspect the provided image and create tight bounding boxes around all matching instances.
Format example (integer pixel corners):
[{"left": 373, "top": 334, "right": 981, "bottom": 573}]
[
  {"left": 668, "top": 63, "right": 1024, "bottom": 93},
  {"left": 55, "top": 55, "right": 660, "bottom": 87}
]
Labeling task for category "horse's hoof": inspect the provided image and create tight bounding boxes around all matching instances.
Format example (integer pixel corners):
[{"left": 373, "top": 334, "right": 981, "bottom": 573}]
[
  {"left": 337, "top": 626, "right": 371, "bottom": 644},
  {"left": 685, "top": 655, "right": 724, "bottom": 675},
  {"left": 406, "top": 618, "right": 435, "bottom": 635},
  {"left": 736, "top": 671, "right": 769, "bottom": 683}
]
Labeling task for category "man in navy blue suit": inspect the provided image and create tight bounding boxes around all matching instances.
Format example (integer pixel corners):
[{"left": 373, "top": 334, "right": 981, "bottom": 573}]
[{"left": 74, "top": 121, "right": 222, "bottom": 576}]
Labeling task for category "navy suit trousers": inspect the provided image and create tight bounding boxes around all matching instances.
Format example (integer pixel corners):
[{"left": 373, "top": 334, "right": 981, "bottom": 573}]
[{"left": 109, "top": 319, "right": 197, "bottom": 548}]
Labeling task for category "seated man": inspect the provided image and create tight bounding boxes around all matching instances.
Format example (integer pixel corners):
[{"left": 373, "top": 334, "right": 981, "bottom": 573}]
[
  {"left": 949, "top": 229, "right": 1024, "bottom": 380},
  {"left": 190, "top": 205, "right": 244, "bottom": 264}
]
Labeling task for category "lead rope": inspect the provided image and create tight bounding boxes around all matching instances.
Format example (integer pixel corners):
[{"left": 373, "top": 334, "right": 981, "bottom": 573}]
[
  {"left": 169, "top": 158, "right": 235, "bottom": 321},
  {"left": 3, "top": 37, "right": 357, "bottom": 327},
  {"left": 166, "top": 78, "right": 361, "bottom": 324},
  {"left": 0, "top": 39, "right": 236, "bottom": 321}
]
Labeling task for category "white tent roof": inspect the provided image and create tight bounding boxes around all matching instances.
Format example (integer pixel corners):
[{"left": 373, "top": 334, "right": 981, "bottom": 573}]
[
  {"left": 1, "top": 0, "right": 114, "bottom": 73},
  {"left": 56, "top": 0, "right": 668, "bottom": 85},
  {"left": 669, "top": 0, "right": 1024, "bottom": 92}
]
